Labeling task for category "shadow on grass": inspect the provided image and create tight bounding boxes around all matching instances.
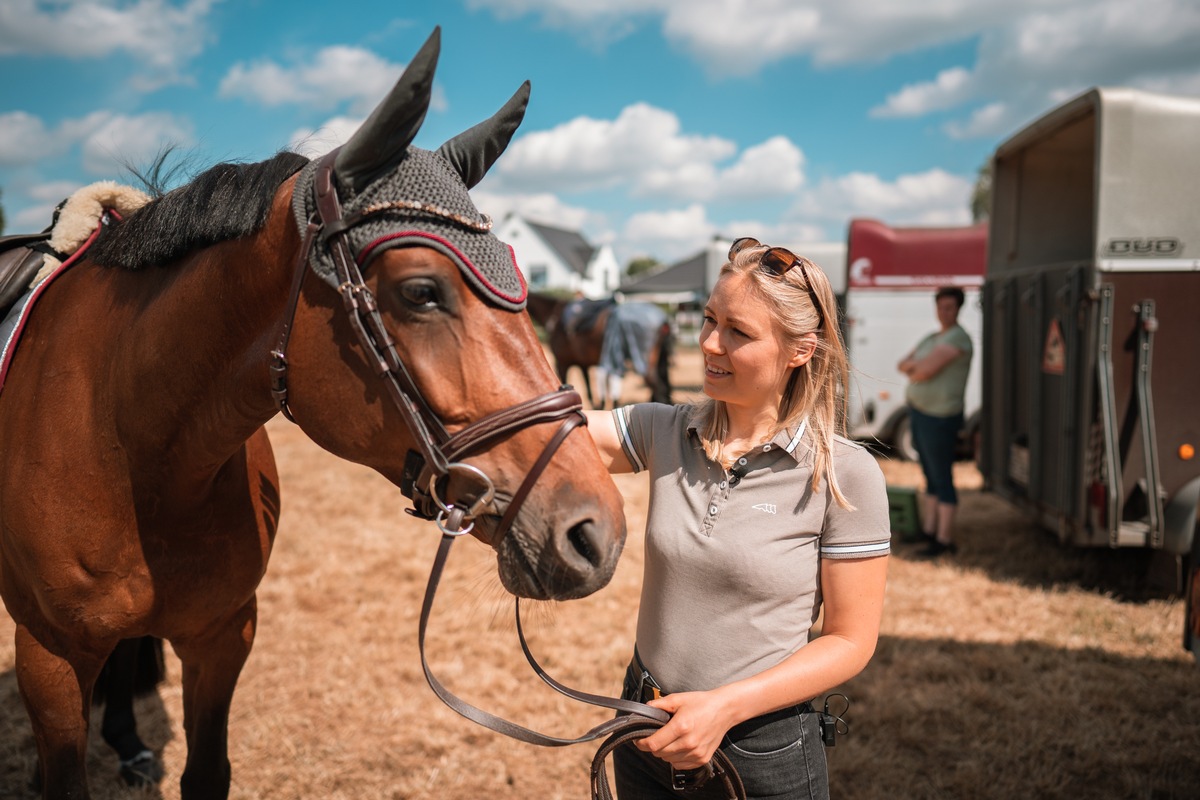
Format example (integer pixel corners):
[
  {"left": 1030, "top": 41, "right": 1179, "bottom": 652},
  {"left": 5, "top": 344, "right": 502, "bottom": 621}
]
[
  {"left": 829, "top": 635, "right": 1200, "bottom": 800},
  {"left": 894, "top": 489, "right": 1181, "bottom": 602}
]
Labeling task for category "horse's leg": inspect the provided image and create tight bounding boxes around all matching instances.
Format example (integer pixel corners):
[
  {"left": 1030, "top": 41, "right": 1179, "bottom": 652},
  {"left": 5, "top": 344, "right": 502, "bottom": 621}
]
[
  {"left": 99, "top": 638, "right": 163, "bottom": 786},
  {"left": 14, "top": 623, "right": 103, "bottom": 799},
  {"left": 173, "top": 599, "right": 257, "bottom": 800},
  {"left": 593, "top": 367, "right": 608, "bottom": 410},
  {"left": 577, "top": 365, "right": 597, "bottom": 408},
  {"left": 649, "top": 323, "right": 673, "bottom": 404}
]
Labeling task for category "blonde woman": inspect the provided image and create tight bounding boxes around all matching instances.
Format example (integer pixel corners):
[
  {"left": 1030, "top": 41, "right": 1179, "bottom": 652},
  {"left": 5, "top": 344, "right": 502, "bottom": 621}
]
[{"left": 587, "top": 238, "right": 890, "bottom": 799}]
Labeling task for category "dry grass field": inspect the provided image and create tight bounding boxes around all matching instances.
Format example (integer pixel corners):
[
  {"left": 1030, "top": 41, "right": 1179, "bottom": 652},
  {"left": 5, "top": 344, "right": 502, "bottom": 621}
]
[{"left": 0, "top": 348, "right": 1196, "bottom": 799}]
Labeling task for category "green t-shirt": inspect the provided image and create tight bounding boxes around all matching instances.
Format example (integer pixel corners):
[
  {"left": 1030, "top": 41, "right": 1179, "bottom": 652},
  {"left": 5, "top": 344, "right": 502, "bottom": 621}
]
[{"left": 905, "top": 324, "right": 973, "bottom": 416}]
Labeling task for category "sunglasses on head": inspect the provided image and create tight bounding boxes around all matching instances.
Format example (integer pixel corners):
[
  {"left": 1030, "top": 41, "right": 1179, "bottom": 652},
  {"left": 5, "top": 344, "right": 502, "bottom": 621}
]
[
  {"left": 729, "top": 237, "right": 808, "bottom": 277},
  {"left": 728, "top": 237, "right": 824, "bottom": 325}
]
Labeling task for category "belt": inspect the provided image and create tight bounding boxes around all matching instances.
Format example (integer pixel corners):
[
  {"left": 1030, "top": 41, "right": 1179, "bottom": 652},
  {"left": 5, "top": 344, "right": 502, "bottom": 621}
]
[{"left": 632, "top": 648, "right": 816, "bottom": 726}]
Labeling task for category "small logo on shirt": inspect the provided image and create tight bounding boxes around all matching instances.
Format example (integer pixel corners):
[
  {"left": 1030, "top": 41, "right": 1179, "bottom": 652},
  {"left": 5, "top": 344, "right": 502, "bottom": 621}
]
[{"left": 751, "top": 503, "right": 777, "bottom": 514}]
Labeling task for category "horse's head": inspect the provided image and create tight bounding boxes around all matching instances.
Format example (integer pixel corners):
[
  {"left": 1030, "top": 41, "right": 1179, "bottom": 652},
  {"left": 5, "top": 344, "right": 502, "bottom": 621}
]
[{"left": 281, "top": 29, "right": 625, "bottom": 601}]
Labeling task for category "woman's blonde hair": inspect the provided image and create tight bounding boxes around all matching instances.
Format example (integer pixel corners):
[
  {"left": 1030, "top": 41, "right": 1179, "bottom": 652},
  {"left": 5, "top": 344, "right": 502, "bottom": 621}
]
[{"left": 691, "top": 241, "right": 854, "bottom": 509}]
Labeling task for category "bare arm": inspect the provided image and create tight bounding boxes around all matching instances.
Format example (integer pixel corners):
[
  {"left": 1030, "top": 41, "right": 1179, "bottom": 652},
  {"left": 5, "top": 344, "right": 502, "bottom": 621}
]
[
  {"left": 635, "top": 555, "right": 889, "bottom": 769},
  {"left": 900, "top": 343, "right": 964, "bottom": 382},
  {"left": 584, "top": 410, "right": 634, "bottom": 473}
]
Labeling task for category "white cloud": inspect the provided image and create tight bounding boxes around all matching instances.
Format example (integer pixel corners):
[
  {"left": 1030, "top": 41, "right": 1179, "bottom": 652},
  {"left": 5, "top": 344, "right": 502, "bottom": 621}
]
[
  {"left": 0, "top": 110, "right": 192, "bottom": 174},
  {"left": 887, "top": 0, "right": 1200, "bottom": 136},
  {"left": 0, "top": 112, "right": 70, "bottom": 164},
  {"left": 468, "top": 0, "right": 1021, "bottom": 74},
  {"left": 3, "top": 180, "right": 83, "bottom": 231},
  {"left": 944, "top": 102, "right": 1011, "bottom": 140},
  {"left": 469, "top": 0, "right": 1200, "bottom": 142},
  {"left": 790, "top": 168, "right": 974, "bottom": 230},
  {"left": 493, "top": 103, "right": 738, "bottom": 198},
  {"left": 78, "top": 113, "right": 195, "bottom": 175},
  {"left": 220, "top": 46, "right": 445, "bottom": 115},
  {"left": 288, "top": 116, "right": 367, "bottom": 158},
  {"left": 473, "top": 189, "right": 598, "bottom": 234},
  {"left": 714, "top": 136, "right": 805, "bottom": 199},
  {"left": 0, "top": 0, "right": 218, "bottom": 88},
  {"left": 13, "top": 203, "right": 60, "bottom": 231},
  {"left": 621, "top": 204, "right": 715, "bottom": 260},
  {"left": 872, "top": 67, "right": 974, "bottom": 118}
]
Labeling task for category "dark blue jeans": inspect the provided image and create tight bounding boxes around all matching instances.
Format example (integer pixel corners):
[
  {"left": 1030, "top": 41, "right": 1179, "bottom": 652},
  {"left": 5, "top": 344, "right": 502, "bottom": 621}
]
[
  {"left": 909, "top": 406, "right": 964, "bottom": 505},
  {"left": 613, "top": 661, "right": 830, "bottom": 800}
]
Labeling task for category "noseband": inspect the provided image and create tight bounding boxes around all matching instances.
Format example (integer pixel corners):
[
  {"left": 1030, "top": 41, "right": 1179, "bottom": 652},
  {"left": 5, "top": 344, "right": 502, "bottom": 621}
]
[{"left": 269, "top": 150, "right": 584, "bottom": 539}]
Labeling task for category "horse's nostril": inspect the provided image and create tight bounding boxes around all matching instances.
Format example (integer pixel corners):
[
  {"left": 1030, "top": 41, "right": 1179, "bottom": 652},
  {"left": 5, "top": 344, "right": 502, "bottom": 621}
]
[{"left": 566, "top": 520, "right": 600, "bottom": 568}]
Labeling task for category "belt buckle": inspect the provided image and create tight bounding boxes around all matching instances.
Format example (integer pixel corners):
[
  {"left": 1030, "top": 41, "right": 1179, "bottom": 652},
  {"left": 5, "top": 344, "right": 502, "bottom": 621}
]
[{"left": 670, "top": 763, "right": 715, "bottom": 793}]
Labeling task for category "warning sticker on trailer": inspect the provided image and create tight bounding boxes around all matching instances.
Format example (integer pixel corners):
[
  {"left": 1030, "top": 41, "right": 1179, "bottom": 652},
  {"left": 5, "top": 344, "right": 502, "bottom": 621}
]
[{"left": 1042, "top": 318, "right": 1066, "bottom": 374}]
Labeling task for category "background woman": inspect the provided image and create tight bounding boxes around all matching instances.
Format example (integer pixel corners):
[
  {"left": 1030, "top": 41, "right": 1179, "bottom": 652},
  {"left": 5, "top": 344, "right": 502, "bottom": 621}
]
[{"left": 897, "top": 286, "right": 973, "bottom": 556}]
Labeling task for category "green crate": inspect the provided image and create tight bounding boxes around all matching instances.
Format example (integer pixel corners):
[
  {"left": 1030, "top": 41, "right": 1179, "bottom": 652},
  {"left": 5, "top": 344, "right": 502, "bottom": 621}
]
[{"left": 886, "top": 486, "right": 921, "bottom": 541}]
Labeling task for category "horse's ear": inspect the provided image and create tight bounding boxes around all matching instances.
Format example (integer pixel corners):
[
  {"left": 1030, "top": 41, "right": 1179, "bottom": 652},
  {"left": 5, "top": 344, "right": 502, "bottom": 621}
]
[
  {"left": 334, "top": 27, "right": 441, "bottom": 192},
  {"left": 437, "top": 81, "right": 530, "bottom": 189}
]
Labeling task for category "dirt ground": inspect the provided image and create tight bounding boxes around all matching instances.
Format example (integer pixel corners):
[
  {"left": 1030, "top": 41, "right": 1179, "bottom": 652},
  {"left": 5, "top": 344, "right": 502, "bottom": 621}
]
[{"left": 0, "top": 348, "right": 1196, "bottom": 799}]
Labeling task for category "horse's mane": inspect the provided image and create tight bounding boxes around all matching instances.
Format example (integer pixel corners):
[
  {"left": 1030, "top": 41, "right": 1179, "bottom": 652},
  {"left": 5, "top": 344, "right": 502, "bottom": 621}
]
[{"left": 89, "top": 151, "right": 310, "bottom": 270}]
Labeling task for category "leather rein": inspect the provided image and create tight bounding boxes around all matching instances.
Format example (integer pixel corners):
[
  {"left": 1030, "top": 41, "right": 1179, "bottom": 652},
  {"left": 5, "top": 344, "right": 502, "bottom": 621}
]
[{"left": 268, "top": 151, "right": 744, "bottom": 799}]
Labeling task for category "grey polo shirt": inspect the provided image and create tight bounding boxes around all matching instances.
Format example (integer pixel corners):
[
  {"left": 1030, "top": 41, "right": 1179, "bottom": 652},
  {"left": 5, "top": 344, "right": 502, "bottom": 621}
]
[{"left": 613, "top": 403, "right": 890, "bottom": 694}]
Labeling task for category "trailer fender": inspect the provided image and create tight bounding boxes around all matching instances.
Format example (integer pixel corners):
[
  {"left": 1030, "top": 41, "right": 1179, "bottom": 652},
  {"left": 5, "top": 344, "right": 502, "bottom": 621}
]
[{"left": 1163, "top": 476, "right": 1200, "bottom": 556}]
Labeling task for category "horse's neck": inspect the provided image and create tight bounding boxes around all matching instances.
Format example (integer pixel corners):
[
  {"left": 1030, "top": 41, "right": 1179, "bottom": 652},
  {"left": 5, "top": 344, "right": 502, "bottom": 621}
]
[{"left": 109, "top": 222, "right": 298, "bottom": 486}]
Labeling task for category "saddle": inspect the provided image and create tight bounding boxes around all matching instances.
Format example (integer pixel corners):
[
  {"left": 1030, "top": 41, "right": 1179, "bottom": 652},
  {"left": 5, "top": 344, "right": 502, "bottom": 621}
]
[
  {"left": 0, "top": 182, "right": 152, "bottom": 321},
  {"left": 0, "top": 232, "right": 53, "bottom": 319},
  {"left": 562, "top": 298, "right": 615, "bottom": 336}
]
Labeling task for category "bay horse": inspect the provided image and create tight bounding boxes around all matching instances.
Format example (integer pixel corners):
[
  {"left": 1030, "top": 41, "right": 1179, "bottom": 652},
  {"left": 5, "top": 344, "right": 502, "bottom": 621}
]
[
  {"left": 0, "top": 28, "right": 626, "bottom": 799},
  {"left": 526, "top": 292, "right": 673, "bottom": 408}
]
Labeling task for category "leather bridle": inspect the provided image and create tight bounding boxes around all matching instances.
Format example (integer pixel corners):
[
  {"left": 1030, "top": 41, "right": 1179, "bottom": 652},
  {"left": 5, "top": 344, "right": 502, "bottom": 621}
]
[
  {"left": 269, "top": 149, "right": 585, "bottom": 539},
  {"left": 267, "top": 151, "right": 744, "bottom": 799}
]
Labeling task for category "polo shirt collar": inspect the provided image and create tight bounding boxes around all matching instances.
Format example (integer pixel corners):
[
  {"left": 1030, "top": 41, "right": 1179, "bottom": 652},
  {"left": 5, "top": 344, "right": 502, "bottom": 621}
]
[{"left": 685, "top": 416, "right": 809, "bottom": 462}]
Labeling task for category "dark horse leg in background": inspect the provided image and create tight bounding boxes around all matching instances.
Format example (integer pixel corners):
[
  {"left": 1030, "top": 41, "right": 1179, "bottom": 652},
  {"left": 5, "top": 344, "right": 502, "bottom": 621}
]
[
  {"left": 648, "top": 319, "right": 673, "bottom": 405},
  {"left": 98, "top": 637, "right": 166, "bottom": 786}
]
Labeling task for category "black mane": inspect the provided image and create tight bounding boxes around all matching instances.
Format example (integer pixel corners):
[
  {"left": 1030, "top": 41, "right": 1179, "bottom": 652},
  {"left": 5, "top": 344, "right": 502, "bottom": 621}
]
[{"left": 89, "top": 151, "right": 310, "bottom": 270}]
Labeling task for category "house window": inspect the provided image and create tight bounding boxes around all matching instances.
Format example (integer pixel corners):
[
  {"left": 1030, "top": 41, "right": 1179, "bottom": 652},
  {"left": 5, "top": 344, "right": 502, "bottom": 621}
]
[{"left": 527, "top": 264, "right": 548, "bottom": 289}]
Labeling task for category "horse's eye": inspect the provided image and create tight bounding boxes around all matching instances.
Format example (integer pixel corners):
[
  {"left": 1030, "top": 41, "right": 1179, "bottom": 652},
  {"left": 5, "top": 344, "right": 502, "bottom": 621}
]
[{"left": 397, "top": 278, "right": 441, "bottom": 310}]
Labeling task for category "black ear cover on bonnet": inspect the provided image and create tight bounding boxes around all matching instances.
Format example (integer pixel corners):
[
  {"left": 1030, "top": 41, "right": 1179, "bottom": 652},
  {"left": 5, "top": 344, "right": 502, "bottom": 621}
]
[
  {"left": 334, "top": 27, "right": 441, "bottom": 194},
  {"left": 293, "top": 27, "right": 531, "bottom": 311}
]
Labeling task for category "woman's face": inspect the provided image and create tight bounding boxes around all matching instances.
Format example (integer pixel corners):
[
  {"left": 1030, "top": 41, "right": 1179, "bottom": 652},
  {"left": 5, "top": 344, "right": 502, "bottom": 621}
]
[
  {"left": 936, "top": 295, "right": 961, "bottom": 329},
  {"left": 699, "top": 272, "right": 813, "bottom": 412}
]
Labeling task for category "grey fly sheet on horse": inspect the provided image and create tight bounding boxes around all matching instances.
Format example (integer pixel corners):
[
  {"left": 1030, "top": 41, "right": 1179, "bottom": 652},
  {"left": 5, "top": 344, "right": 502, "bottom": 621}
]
[{"left": 598, "top": 302, "right": 668, "bottom": 378}]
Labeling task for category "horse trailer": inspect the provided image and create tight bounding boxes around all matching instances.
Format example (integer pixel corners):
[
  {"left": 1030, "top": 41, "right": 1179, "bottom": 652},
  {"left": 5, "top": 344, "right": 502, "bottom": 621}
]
[
  {"left": 978, "top": 87, "right": 1200, "bottom": 659},
  {"left": 844, "top": 218, "right": 987, "bottom": 461}
]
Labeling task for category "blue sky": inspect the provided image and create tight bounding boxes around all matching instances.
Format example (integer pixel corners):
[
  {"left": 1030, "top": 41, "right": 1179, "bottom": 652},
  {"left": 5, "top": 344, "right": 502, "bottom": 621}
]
[{"left": 3, "top": 0, "right": 1200, "bottom": 266}]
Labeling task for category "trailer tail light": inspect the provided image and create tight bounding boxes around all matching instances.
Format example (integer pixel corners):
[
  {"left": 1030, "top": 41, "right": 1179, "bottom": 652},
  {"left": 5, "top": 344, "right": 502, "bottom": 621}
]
[{"left": 1180, "top": 443, "right": 1195, "bottom": 461}]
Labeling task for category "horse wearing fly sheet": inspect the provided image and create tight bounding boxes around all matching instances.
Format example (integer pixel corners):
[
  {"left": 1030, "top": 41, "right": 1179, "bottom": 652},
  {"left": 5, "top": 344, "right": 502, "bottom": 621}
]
[
  {"left": 526, "top": 292, "right": 673, "bottom": 409},
  {"left": 0, "top": 28, "right": 627, "bottom": 799}
]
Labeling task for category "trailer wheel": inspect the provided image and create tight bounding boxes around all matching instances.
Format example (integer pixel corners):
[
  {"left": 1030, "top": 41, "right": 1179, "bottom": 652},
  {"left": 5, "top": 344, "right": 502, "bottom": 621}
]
[{"left": 892, "top": 412, "right": 920, "bottom": 462}]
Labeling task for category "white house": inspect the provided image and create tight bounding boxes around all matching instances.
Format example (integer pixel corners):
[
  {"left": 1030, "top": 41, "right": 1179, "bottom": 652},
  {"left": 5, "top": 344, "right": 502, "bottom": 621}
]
[{"left": 495, "top": 214, "right": 621, "bottom": 298}]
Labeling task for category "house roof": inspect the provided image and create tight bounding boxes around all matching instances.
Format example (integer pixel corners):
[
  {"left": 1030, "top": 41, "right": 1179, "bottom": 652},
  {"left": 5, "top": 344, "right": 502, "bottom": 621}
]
[
  {"left": 526, "top": 219, "right": 596, "bottom": 276},
  {"left": 620, "top": 250, "right": 706, "bottom": 294}
]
